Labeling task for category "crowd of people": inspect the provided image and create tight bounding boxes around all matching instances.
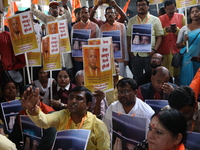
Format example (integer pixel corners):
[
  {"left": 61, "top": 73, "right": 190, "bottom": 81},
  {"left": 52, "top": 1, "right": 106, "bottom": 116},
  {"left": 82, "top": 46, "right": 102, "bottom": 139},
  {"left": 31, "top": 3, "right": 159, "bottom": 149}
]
[{"left": 0, "top": 0, "right": 200, "bottom": 149}]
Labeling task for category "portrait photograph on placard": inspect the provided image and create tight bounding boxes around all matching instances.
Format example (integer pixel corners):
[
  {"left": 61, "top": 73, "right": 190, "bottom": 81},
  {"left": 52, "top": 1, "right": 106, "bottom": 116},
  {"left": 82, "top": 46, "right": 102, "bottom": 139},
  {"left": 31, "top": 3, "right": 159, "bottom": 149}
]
[
  {"left": 131, "top": 24, "right": 152, "bottom": 53},
  {"left": 102, "top": 30, "right": 122, "bottom": 59},
  {"left": 72, "top": 29, "right": 91, "bottom": 57}
]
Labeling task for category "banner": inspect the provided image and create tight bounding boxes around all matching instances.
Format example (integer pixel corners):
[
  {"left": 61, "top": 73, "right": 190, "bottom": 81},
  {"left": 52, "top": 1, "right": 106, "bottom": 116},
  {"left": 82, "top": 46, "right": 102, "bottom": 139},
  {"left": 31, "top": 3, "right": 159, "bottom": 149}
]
[
  {"left": 52, "top": 129, "right": 91, "bottom": 150},
  {"left": 176, "top": 0, "right": 197, "bottom": 8},
  {"left": 20, "top": 115, "right": 43, "bottom": 150},
  {"left": 7, "top": 11, "right": 39, "bottom": 55},
  {"left": 131, "top": 24, "right": 152, "bottom": 53},
  {"left": 72, "top": 29, "right": 91, "bottom": 57},
  {"left": 145, "top": 100, "right": 168, "bottom": 112},
  {"left": 42, "top": 34, "right": 61, "bottom": 71},
  {"left": 149, "top": 0, "right": 163, "bottom": 4},
  {"left": 112, "top": 112, "right": 148, "bottom": 149},
  {"left": 1, "top": 99, "right": 22, "bottom": 133},
  {"left": 102, "top": 30, "right": 122, "bottom": 59},
  {"left": 83, "top": 44, "right": 113, "bottom": 92},
  {"left": 27, "top": 34, "right": 42, "bottom": 66},
  {"left": 88, "top": 37, "right": 116, "bottom": 75},
  {"left": 47, "top": 20, "right": 71, "bottom": 53}
]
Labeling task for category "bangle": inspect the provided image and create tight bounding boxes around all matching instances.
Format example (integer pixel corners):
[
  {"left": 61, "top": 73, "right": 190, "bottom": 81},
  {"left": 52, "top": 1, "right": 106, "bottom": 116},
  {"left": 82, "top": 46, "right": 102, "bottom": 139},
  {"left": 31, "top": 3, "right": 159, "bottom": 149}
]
[
  {"left": 182, "top": 41, "right": 186, "bottom": 46},
  {"left": 152, "top": 48, "right": 157, "bottom": 53}
]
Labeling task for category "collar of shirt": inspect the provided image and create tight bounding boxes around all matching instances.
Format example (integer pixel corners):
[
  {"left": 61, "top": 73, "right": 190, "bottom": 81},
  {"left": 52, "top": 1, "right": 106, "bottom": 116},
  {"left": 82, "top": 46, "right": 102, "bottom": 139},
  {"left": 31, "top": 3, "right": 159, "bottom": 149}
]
[
  {"left": 136, "top": 12, "right": 150, "bottom": 22},
  {"left": 80, "top": 20, "right": 90, "bottom": 25},
  {"left": 57, "top": 83, "right": 70, "bottom": 91}
]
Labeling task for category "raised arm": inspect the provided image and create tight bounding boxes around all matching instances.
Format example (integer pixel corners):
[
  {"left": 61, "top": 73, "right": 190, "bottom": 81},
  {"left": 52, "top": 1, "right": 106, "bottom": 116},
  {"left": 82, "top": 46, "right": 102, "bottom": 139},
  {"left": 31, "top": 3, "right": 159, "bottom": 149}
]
[{"left": 89, "top": 0, "right": 102, "bottom": 23}]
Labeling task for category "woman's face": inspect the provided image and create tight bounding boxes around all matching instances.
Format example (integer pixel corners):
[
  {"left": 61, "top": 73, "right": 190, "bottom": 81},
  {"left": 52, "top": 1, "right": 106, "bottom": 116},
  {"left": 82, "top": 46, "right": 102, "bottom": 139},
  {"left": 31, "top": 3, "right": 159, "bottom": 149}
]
[
  {"left": 147, "top": 116, "right": 181, "bottom": 150},
  {"left": 190, "top": 7, "right": 200, "bottom": 21},
  {"left": 57, "top": 70, "right": 70, "bottom": 88},
  {"left": 3, "top": 82, "right": 17, "bottom": 100}
]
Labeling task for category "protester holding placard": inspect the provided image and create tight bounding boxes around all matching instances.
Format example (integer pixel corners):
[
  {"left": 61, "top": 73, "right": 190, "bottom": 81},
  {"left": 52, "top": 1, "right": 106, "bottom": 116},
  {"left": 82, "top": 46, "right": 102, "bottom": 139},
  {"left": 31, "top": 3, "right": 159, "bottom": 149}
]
[
  {"left": 127, "top": 0, "right": 163, "bottom": 83},
  {"left": 20, "top": 86, "right": 110, "bottom": 150},
  {"left": 100, "top": 6, "right": 129, "bottom": 77},
  {"left": 72, "top": 6, "right": 99, "bottom": 72},
  {"left": 134, "top": 109, "right": 188, "bottom": 150}
]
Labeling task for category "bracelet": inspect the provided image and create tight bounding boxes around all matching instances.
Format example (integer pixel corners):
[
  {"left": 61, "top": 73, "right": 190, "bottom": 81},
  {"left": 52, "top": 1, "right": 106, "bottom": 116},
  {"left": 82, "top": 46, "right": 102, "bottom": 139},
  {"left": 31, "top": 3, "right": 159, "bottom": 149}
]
[
  {"left": 152, "top": 48, "right": 157, "bottom": 53},
  {"left": 182, "top": 41, "right": 186, "bottom": 46}
]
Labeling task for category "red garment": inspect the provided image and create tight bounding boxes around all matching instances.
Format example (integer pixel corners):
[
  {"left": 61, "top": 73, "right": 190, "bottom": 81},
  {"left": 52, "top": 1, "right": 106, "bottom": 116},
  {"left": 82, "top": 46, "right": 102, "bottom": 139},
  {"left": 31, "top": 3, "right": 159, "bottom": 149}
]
[
  {"left": 0, "top": 31, "right": 25, "bottom": 70},
  {"left": 190, "top": 68, "right": 200, "bottom": 100},
  {"left": 158, "top": 13, "right": 184, "bottom": 54}
]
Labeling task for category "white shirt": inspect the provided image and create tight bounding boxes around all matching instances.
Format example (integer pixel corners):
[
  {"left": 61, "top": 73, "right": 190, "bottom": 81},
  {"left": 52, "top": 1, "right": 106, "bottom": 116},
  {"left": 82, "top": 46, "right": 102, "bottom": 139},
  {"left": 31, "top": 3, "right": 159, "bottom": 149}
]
[{"left": 103, "top": 97, "right": 155, "bottom": 135}]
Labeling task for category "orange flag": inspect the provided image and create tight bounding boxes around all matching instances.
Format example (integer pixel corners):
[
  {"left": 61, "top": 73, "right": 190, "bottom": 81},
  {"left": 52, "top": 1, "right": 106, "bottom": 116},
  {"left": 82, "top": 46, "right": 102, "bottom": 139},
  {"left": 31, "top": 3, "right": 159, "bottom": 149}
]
[
  {"left": 122, "top": 0, "right": 130, "bottom": 13},
  {"left": 71, "top": 0, "right": 82, "bottom": 22},
  {"left": 4, "top": 2, "right": 18, "bottom": 26},
  {"left": 32, "top": 0, "right": 39, "bottom": 4}
]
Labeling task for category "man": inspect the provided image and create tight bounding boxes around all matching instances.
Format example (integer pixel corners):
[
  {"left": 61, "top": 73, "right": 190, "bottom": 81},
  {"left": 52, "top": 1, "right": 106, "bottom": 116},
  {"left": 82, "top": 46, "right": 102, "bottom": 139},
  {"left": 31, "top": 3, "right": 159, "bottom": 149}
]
[
  {"left": 137, "top": 66, "right": 177, "bottom": 101},
  {"left": 72, "top": 6, "right": 99, "bottom": 72},
  {"left": 158, "top": 0, "right": 185, "bottom": 82},
  {"left": 75, "top": 70, "right": 108, "bottom": 119},
  {"left": 84, "top": 48, "right": 100, "bottom": 76},
  {"left": 21, "top": 86, "right": 110, "bottom": 150},
  {"left": 127, "top": 0, "right": 163, "bottom": 82},
  {"left": 11, "top": 17, "right": 22, "bottom": 40},
  {"left": 90, "top": 0, "right": 128, "bottom": 27},
  {"left": 71, "top": 8, "right": 81, "bottom": 26},
  {"left": 103, "top": 78, "right": 154, "bottom": 135},
  {"left": 31, "top": 0, "right": 71, "bottom": 24},
  {"left": 137, "top": 53, "right": 164, "bottom": 86},
  {"left": 100, "top": 6, "right": 128, "bottom": 77},
  {"left": 168, "top": 86, "right": 200, "bottom": 132}
]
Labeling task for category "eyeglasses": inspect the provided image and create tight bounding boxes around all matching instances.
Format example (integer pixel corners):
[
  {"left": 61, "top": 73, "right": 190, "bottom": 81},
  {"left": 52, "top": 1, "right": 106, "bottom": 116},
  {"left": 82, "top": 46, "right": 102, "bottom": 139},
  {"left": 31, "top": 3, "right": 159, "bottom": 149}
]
[
  {"left": 118, "top": 90, "right": 132, "bottom": 95},
  {"left": 69, "top": 95, "right": 84, "bottom": 102},
  {"left": 151, "top": 57, "right": 161, "bottom": 61},
  {"left": 58, "top": 75, "right": 69, "bottom": 79},
  {"left": 106, "top": 12, "right": 115, "bottom": 15},
  {"left": 136, "top": 4, "right": 147, "bottom": 7}
]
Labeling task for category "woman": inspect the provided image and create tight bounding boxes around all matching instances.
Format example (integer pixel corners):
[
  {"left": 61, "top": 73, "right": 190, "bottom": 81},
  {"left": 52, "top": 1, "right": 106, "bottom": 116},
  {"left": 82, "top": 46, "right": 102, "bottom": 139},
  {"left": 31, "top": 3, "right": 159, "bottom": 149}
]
[
  {"left": 33, "top": 67, "right": 55, "bottom": 105},
  {"left": 134, "top": 109, "right": 188, "bottom": 150},
  {"left": 50, "top": 68, "right": 76, "bottom": 110},
  {"left": 176, "top": 5, "right": 200, "bottom": 86}
]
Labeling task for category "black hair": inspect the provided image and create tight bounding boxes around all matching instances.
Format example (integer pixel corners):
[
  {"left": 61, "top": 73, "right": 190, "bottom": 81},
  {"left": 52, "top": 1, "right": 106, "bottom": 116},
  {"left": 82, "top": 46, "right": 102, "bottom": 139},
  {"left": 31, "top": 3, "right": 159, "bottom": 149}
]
[
  {"left": 74, "top": 7, "right": 81, "bottom": 14},
  {"left": 105, "top": 6, "right": 116, "bottom": 14},
  {"left": 1, "top": 81, "right": 16, "bottom": 92},
  {"left": 56, "top": 67, "right": 71, "bottom": 82},
  {"left": 168, "top": 86, "right": 196, "bottom": 110},
  {"left": 70, "top": 86, "right": 92, "bottom": 103},
  {"left": 159, "top": 6, "right": 166, "bottom": 15},
  {"left": 152, "top": 109, "right": 187, "bottom": 144},
  {"left": 188, "top": 5, "right": 200, "bottom": 23},
  {"left": 164, "top": 0, "right": 176, "bottom": 8},
  {"left": 136, "top": 0, "right": 149, "bottom": 6},
  {"left": 117, "top": 78, "right": 138, "bottom": 90},
  {"left": 81, "top": 6, "right": 89, "bottom": 10}
]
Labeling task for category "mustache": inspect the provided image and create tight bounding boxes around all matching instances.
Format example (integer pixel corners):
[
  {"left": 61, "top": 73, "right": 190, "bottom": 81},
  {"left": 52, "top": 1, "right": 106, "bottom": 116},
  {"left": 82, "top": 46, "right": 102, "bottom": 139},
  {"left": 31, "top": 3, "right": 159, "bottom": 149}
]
[{"left": 109, "top": 15, "right": 113, "bottom": 18}]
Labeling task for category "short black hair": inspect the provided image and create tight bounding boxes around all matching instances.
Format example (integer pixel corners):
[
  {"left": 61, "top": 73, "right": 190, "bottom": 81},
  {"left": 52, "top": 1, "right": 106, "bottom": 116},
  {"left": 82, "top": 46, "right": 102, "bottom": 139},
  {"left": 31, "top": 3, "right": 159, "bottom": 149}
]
[
  {"left": 168, "top": 86, "right": 196, "bottom": 110},
  {"left": 164, "top": 0, "right": 176, "bottom": 8},
  {"left": 117, "top": 78, "right": 138, "bottom": 90},
  {"left": 1, "top": 81, "right": 16, "bottom": 92},
  {"left": 74, "top": 7, "right": 81, "bottom": 14},
  {"left": 70, "top": 86, "right": 92, "bottom": 103},
  {"left": 152, "top": 109, "right": 187, "bottom": 144},
  {"left": 105, "top": 6, "right": 116, "bottom": 14},
  {"left": 136, "top": 0, "right": 149, "bottom": 6}
]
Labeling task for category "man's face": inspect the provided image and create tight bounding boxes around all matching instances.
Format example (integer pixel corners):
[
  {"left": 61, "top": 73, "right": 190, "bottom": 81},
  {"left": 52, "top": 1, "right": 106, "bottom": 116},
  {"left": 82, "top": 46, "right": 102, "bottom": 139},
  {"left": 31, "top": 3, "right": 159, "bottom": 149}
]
[
  {"left": 88, "top": 49, "right": 97, "bottom": 69},
  {"left": 165, "top": 4, "right": 176, "bottom": 18},
  {"left": 113, "top": 43, "right": 120, "bottom": 51},
  {"left": 80, "top": 8, "right": 90, "bottom": 23},
  {"left": 105, "top": 8, "right": 116, "bottom": 22},
  {"left": 151, "top": 72, "right": 169, "bottom": 93},
  {"left": 75, "top": 75, "right": 84, "bottom": 86},
  {"left": 75, "top": 12, "right": 81, "bottom": 22},
  {"left": 51, "top": 24, "right": 57, "bottom": 34},
  {"left": 140, "top": 36, "right": 150, "bottom": 44},
  {"left": 136, "top": 0, "right": 149, "bottom": 15},
  {"left": 12, "top": 18, "right": 19, "bottom": 34},
  {"left": 49, "top": 4, "right": 59, "bottom": 17},
  {"left": 115, "top": 62, "right": 120, "bottom": 76},
  {"left": 117, "top": 84, "right": 136, "bottom": 106},
  {"left": 150, "top": 53, "right": 163, "bottom": 68},
  {"left": 179, "top": 105, "right": 196, "bottom": 122},
  {"left": 68, "top": 91, "right": 88, "bottom": 114}
]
